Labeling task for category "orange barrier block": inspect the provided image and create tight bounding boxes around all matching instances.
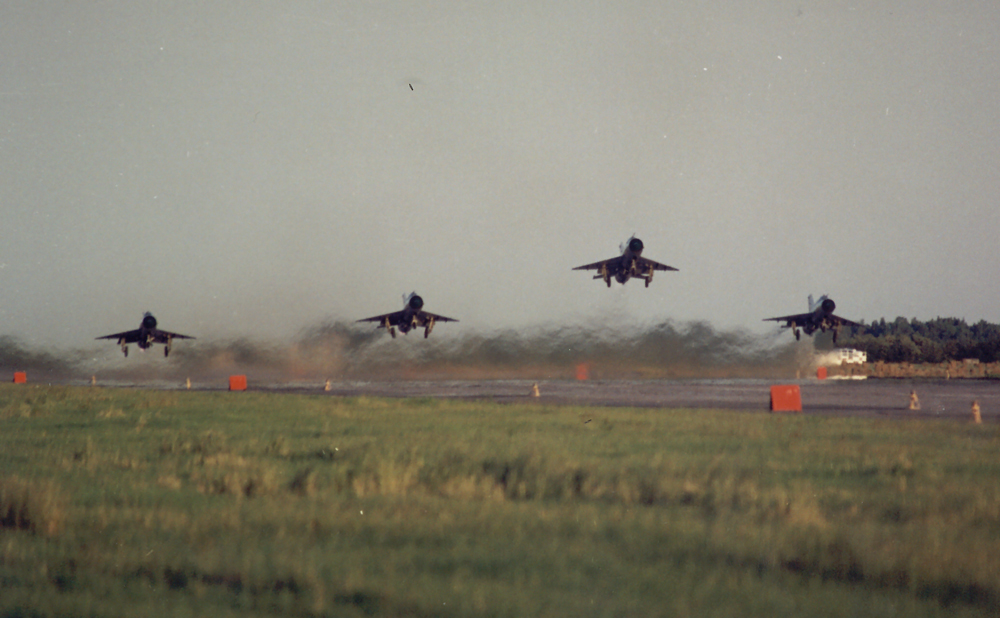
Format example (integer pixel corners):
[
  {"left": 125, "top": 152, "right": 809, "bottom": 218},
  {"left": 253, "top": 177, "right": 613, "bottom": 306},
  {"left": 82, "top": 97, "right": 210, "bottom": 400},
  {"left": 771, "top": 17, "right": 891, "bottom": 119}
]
[
  {"left": 770, "top": 384, "right": 802, "bottom": 412},
  {"left": 816, "top": 366, "right": 828, "bottom": 380},
  {"left": 575, "top": 363, "right": 590, "bottom": 381},
  {"left": 229, "top": 375, "right": 247, "bottom": 391},
  {"left": 13, "top": 372, "right": 26, "bottom": 384}
]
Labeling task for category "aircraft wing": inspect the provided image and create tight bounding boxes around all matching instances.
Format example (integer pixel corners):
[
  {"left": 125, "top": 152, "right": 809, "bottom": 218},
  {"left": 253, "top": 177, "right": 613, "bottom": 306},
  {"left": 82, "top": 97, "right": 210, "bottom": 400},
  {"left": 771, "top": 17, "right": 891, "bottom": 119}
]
[
  {"left": 95, "top": 329, "right": 142, "bottom": 343},
  {"left": 762, "top": 313, "right": 810, "bottom": 326},
  {"left": 830, "top": 315, "right": 863, "bottom": 329},
  {"left": 418, "top": 311, "right": 458, "bottom": 324},
  {"left": 149, "top": 329, "right": 195, "bottom": 343},
  {"left": 356, "top": 311, "right": 406, "bottom": 327},
  {"left": 636, "top": 256, "right": 679, "bottom": 272},
  {"left": 572, "top": 257, "right": 619, "bottom": 272}
]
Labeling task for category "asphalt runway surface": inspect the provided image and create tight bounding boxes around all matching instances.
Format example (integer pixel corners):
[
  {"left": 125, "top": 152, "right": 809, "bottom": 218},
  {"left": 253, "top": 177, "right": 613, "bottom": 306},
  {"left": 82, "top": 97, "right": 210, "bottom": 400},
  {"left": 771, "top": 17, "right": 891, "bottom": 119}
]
[{"left": 262, "top": 377, "right": 998, "bottom": 422}]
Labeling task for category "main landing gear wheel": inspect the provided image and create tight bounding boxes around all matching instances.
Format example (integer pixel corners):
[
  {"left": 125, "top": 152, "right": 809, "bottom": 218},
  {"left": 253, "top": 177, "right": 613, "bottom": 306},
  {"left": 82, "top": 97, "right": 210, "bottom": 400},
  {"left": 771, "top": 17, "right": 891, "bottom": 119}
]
[
  {"left": 794, "top": 328, "right": 801, "bottom": 341},
  {"left": 122, "top": 345, "right": 129, "bottom": 357}
]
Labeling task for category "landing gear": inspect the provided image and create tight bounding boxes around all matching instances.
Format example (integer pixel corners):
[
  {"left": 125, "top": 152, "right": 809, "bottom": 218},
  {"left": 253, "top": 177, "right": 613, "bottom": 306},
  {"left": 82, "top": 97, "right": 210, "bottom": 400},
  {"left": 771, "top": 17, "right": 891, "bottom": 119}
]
[
  {"left": 384, "top": 317, "right": 396, "bottom": 339},
  {"left": 122, "top": 344, "right": 129, "bottom": 357},
  {"left": 600, "top": 264, "right": 611, "bottom": 287},
  {"left": 644, "top": 267, "right": 653, "bottom": 288},
  {"left": 793, "top": 328, "right": 801, "bottom": 341},
  {"left": 165, "top": 337, "right": 172, "bottom": 357},
  {"left": 425, "top": 317, "right": 435, "bottom": 339},
  {"left": 389, "top": 327, "right": 396, "bottom": 339}
]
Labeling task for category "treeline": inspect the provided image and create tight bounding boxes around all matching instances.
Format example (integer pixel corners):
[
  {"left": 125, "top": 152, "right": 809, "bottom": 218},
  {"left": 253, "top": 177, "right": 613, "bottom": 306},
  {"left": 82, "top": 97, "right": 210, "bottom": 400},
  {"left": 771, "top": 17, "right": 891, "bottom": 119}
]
[{"left": 839, "top": 317, "right": 1000, "bottom": 363}]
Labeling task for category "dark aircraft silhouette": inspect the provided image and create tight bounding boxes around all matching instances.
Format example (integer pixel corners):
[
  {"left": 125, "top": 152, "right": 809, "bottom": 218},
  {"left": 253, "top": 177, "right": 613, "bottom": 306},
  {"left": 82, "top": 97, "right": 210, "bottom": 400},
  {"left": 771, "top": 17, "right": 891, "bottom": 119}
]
[
  {"left": 96, "top": 312, "right": 195, "bottom": 357},
  {"left": 573, "top": 236, "right": 678, "bottom": 287},
  {"left": 763, "top": 295, "right": 861, "bottom": 345},
  {"left": 357, "top": 292, "right": 458, "bottom": 339}
]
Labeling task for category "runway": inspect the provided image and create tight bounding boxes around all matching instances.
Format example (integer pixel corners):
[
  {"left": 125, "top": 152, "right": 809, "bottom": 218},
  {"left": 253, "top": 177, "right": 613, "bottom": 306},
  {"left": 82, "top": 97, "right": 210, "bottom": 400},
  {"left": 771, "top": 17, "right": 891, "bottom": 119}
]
[
  {"left": 268, "top": 377, "right": 998, "bottom": 422},
  {"left": 58, "top": 375, "right": 999, "bottom": 421}
]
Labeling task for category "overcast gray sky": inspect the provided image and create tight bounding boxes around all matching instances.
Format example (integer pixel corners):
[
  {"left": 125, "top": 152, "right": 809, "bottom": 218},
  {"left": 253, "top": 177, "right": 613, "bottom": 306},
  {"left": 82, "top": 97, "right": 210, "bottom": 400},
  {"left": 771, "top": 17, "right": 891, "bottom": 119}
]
[{"left": 2, "top": 1, "right": 998, "bottom": 349}]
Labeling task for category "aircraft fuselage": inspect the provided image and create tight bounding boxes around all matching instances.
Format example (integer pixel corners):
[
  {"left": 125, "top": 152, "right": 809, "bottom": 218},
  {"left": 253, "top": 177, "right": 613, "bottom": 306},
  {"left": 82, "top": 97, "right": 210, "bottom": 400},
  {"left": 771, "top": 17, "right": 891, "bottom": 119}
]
[{"left": 615, "top": 239, "right": 645, "bottom": 284}]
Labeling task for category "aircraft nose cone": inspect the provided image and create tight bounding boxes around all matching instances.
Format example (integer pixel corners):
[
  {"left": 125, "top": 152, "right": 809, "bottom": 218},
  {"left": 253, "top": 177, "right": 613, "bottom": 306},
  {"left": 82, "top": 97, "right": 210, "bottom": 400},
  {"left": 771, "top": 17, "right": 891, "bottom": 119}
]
[
  {"left": 822, "top": 299, "right": 836, "bottom": 313},
  {"left": 409, "top": 295, "right": 424, "bottom": 310},
  {"left": 628, "top": 238, "right": 644, "bottom": 253}
]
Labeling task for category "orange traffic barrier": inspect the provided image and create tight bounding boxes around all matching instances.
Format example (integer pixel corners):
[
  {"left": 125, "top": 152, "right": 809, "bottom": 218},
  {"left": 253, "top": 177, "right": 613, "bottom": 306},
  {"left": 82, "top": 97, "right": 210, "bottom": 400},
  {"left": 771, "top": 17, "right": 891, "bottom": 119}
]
[
  {"left": 770, "top": 385, "right": 802, "bottom": 412},
  {"left": 816, "top": 366, "right": 827, "bottom": 380},
  {"left": 575, "top": 363, "right": 590, "bottom": 381},
  {"left": 12, "top": 372, "right": 26, "bottom": 384},
  {"left": 228, "top": 375, "right": 247, "bottom": 391}
]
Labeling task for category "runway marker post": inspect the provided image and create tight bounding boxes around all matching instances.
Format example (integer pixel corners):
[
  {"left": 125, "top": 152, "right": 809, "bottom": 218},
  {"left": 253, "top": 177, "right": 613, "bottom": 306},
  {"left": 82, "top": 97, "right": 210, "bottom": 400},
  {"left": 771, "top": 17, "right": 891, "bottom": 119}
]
[
  {"left": 770, "top": 385, "right": 801, "bottom": 412},
  {"left": 909, "top": 390, "right": 921, "bottom": 410},
  {"left": 229, "top": 375, "right": 247, "bottom": 391},
  {"left": 972, "top": 400, "right": 982, "bottom": 424}
]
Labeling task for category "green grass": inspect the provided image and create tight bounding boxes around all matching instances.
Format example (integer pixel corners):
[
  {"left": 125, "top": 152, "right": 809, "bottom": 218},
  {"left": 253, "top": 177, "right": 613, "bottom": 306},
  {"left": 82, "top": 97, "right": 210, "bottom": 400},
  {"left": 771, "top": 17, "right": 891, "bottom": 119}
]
[{"left": 1, "top": 384, "right": 999, "bottom": 617}]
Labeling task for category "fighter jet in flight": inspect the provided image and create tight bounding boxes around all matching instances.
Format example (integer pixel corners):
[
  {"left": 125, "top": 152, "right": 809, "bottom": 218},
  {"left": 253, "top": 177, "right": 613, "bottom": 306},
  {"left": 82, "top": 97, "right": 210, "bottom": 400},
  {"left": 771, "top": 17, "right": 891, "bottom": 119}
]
[
  {"left": 357, "top": 292, "right": 458, "bottom": 339},
  {"left": 96, "top": 312, "right": 195, "bottom": 357},
  {"left": 573, "top": 236, "right": 678, "bottom": 287},
  {"left": 763, "top": 295, "right": 862, "bottom": 344}
]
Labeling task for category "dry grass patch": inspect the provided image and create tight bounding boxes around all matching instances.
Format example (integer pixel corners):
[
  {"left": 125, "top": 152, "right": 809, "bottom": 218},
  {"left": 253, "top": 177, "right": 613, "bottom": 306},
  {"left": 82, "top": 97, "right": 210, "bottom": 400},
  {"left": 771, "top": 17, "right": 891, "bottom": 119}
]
[{"left": 0, "top": 475, "right": 66, "bottom": 536}]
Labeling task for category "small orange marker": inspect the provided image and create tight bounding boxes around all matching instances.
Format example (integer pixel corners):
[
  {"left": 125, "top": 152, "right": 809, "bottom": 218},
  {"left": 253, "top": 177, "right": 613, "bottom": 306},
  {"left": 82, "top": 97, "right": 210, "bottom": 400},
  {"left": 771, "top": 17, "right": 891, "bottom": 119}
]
[
  {"left": 816, "top": 366, "right": 827, "bottom": 380},
  {"left": 575, "top": 363, "right": 590, "bottom": 381},
  {"left": 228, "top": 375, "right": 247, "bottom": 391},
  {"left": 13, "top": 372, "right": 26, "bottom": 384}
]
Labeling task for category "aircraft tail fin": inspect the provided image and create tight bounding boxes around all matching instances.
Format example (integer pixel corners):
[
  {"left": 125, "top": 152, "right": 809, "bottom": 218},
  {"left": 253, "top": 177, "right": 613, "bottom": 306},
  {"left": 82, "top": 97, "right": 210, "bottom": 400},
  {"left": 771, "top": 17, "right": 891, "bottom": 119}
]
[
  {"left": 619, "top": 233, "right": 637, "bottom": 255},
  {"left": 809, "top": 294, "right": 828, "bottom": 312}
]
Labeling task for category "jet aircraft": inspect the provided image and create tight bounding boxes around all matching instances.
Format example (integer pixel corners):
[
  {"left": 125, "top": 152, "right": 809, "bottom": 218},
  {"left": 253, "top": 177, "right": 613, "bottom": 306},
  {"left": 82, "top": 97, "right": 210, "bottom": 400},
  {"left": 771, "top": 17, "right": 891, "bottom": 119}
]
[
  {"left": 96, "top": 312, "right": 195, "bottom": 357},
  {"left": 357, "top": 292, "right": 458, "bottom": 338},
  {"left": 573, "top": 236, "right": 678, "bottom": 287},
  {"left": 763, "top": 295, "right": 861, "bottom": 344}
]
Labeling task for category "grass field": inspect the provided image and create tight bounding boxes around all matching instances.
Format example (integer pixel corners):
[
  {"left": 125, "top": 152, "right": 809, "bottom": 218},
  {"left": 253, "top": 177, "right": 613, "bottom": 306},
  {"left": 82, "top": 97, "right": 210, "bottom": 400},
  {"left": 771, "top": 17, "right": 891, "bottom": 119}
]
[{"left": 1, "top": 384, "right": 998, "bottom": 617}]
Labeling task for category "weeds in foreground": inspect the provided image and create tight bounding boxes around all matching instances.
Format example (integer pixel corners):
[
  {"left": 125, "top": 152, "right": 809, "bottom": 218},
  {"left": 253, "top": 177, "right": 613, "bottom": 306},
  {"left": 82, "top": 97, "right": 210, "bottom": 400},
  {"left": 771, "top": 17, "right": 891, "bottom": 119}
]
[{"left": 0, "top": 475, "right": 65, "bottom": 536}]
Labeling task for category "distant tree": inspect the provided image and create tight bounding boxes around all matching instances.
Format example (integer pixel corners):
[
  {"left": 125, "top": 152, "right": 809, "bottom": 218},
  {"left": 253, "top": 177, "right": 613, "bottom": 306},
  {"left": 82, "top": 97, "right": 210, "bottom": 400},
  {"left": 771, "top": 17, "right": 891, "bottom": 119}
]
[{"left": 837, "top": 316, "right": 1000, "bottom": 363}]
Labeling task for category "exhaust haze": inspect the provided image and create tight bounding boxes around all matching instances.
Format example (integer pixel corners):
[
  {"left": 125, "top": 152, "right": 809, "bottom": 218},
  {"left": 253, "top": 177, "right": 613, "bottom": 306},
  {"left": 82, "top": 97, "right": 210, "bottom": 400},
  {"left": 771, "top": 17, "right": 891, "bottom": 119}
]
[{"left": 4, "top": 319, "right": 808, "bottom": 383}]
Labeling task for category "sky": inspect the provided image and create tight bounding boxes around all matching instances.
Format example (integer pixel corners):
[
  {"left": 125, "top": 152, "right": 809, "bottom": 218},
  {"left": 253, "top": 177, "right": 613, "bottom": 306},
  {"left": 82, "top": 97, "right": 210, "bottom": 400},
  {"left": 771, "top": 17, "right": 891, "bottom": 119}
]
[{"left": 2, "top": 1, "right": 999, "bottom": 350}]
